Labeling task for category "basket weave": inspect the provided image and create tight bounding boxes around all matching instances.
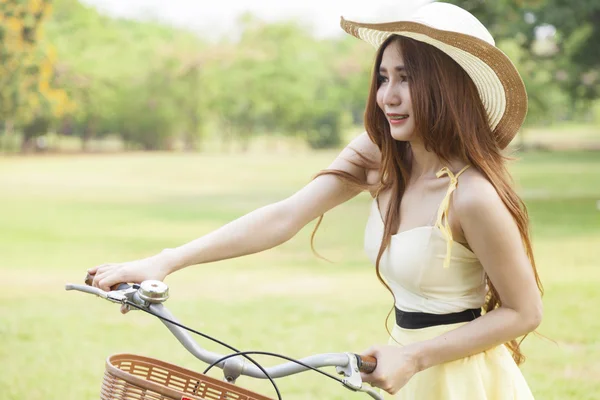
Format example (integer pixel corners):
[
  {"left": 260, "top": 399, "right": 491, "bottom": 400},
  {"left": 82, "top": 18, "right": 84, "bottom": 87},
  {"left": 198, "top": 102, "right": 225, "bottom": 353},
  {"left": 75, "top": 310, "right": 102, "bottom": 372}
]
[{"left": 101, "top": 354, "right": 272, "bottom": 400}]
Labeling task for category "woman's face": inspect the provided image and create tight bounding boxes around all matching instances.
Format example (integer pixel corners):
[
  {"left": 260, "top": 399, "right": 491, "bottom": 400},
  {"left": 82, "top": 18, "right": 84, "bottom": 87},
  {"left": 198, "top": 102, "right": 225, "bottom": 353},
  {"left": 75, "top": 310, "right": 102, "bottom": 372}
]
[{"left": 376, "top": 40, "right": 416, "bottom": 142}]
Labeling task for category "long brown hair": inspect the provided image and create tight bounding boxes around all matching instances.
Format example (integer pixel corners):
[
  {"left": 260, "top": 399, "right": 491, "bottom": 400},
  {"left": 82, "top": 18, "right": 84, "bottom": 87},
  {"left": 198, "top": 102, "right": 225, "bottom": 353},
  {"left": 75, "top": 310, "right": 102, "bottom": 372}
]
[{"left": 312, "top": 35, "right": 543, "bottom": 365}]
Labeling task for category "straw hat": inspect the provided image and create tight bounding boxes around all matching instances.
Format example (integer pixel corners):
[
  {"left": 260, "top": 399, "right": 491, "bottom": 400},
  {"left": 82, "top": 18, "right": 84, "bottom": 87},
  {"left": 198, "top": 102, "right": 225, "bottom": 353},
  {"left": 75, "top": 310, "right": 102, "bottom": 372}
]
[{"left": 340, "top": 1, "right": 527, "bottom": 149}]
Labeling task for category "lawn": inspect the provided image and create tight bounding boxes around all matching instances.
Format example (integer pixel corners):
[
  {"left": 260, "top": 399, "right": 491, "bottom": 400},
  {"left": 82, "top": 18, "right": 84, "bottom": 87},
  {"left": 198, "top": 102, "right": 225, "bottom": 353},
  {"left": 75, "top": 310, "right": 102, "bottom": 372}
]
[{"left": 1, "top": 149, "right": 599, "bottom": 399}]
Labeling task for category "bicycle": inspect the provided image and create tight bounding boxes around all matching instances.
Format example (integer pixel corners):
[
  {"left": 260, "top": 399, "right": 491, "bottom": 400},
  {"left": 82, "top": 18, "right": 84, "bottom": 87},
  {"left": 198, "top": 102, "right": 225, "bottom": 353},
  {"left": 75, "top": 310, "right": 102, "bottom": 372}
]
[{"left": 65, "top": 278, "right": 384, "bottom": 400}]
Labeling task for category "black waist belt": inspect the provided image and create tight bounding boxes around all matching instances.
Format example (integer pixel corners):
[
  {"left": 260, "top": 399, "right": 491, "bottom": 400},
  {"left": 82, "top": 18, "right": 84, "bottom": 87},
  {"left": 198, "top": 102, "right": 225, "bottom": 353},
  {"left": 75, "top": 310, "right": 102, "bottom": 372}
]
[{"left": 395, "top": 307, "right": 481, "bottom": 329}]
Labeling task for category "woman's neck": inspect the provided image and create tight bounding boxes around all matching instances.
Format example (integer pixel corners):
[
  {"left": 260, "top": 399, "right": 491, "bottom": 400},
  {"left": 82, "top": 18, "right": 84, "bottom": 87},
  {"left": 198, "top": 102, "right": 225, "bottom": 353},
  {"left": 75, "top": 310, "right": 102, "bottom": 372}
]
[{"left": 408, "top": 141, "right": 466, "bottom": 180}]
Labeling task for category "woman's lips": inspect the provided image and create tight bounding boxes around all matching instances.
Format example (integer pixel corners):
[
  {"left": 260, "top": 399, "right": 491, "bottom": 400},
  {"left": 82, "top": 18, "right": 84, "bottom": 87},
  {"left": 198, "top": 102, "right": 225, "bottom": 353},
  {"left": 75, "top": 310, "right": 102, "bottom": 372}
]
[{"left": 388, "top": 115, "right": 409, "bottom": 125}]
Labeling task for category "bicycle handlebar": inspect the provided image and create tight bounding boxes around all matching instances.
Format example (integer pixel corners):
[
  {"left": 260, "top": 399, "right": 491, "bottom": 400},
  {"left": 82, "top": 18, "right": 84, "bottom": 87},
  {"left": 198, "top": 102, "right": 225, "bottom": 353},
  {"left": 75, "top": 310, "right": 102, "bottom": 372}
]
[{"left": 65, "top": 280, "right": 382, "bottom": 400}]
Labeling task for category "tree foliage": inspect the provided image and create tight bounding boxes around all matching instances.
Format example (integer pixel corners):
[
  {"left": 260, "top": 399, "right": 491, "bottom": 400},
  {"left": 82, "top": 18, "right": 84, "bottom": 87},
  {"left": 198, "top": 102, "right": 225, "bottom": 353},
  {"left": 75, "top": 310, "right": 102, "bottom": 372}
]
[
  {"left": 448, "top": 0, "right": 600, "bottom": 111},
  {"left": 0, "top": 0, "right": 71, "bottom": 148},
  {"left": 2, "top": 0, "right": 598, "bottom": 152}
]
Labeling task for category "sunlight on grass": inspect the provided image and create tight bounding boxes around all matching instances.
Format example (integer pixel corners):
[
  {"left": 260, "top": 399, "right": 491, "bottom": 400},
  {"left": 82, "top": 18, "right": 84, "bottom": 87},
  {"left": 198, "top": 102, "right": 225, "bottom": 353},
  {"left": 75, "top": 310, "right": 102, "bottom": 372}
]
[{"left": 1, "top": 150, "right": 599, "bottom": 399}]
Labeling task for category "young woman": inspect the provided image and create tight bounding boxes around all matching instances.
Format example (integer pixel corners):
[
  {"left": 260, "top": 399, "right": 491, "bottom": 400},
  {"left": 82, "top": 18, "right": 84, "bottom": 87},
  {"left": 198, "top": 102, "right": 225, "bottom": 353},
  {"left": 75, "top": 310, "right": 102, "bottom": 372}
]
[{"left": 89, "top": 3, "right": 543, "bottom": 398}]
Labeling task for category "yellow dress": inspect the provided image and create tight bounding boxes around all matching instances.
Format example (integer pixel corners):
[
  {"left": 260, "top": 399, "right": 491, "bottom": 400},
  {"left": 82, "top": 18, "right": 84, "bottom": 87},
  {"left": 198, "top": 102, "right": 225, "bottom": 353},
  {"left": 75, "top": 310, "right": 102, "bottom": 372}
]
[{"left": 364, "top": 166, "right": 535, "bottom": 399}]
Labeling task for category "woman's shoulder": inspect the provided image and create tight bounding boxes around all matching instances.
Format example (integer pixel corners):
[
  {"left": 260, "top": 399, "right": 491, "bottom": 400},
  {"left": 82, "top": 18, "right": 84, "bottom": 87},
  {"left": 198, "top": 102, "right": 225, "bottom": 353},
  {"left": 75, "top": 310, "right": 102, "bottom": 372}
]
[
  {"left": 340, "top": 132, "right": 382, "bottom": 169},
  {"left": 453, "top": 166, "right": 504, "bottom": 217}
]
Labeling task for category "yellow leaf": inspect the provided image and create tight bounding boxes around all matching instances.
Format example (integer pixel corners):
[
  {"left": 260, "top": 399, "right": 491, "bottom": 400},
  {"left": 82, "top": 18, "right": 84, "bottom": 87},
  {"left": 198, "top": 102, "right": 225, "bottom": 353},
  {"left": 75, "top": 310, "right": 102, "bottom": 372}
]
[{"left": 6, "top": 17, "right": 22, "bottom": 33}]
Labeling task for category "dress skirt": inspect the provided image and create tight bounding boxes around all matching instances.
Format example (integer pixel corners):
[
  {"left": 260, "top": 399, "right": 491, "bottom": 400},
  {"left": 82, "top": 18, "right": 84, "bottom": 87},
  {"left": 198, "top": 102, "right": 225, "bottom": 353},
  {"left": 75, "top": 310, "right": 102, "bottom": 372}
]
[{"left": 387, "top": 322, "right": 535, "bottom": 399}]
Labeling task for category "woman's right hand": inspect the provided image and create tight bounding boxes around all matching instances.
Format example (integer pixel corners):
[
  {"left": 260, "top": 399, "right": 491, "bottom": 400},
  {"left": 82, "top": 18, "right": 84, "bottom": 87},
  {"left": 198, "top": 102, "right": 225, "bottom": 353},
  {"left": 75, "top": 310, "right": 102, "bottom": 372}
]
[{"left": 87, "top": 250, "right": 176, "bottom": 292}]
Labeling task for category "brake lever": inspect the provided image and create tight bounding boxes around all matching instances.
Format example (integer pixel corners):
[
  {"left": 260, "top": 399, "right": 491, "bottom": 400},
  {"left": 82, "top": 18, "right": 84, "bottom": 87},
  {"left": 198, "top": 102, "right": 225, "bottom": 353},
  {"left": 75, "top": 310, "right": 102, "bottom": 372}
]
[
  {"left": 333, "top": 353, "right": 383, "bottom": 399},
  {"left": 107, "top": 285, "right": 139, "bottom": 304}
]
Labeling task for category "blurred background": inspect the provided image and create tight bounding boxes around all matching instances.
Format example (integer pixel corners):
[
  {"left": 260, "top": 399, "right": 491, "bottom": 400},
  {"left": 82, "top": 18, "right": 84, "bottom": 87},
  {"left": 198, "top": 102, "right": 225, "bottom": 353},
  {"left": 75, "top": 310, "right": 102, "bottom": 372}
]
[
  {"left": 1, "top": 1, "right": 599, "bottom": 399},
  {"left": 1, "top": 0, "right": 599, "bottom": 153}
]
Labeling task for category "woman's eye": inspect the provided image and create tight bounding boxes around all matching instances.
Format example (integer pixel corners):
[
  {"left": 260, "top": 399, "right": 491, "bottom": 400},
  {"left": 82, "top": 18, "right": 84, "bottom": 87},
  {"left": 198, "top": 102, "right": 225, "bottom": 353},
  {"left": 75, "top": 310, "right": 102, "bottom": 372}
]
[
  {"left": 378, "top": 75, "right": 388, "bottom": 84},
  {"left": 400, "top": 75, "right": 408, "bottom": 82}
]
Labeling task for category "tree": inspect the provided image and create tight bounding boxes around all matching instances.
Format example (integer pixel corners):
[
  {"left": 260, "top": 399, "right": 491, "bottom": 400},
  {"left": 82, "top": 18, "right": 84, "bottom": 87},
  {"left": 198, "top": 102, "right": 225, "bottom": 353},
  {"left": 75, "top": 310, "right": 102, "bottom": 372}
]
[
  {"left": 203, "top": 14, "right": 367, "bottom": 149},
  {"left": 0, "top": 0, "right": 71, "bottom": 150},
  {"left": 448, "top": 0, "right": 600, "bottom": 113}
]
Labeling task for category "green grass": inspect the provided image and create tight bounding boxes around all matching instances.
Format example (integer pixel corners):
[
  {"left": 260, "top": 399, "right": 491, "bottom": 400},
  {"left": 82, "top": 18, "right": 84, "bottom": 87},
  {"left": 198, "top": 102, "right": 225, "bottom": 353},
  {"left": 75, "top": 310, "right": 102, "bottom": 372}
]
[
  {"left": 1, "top": 149, "right": 600, "bottom": 399},
  {"left": 519, "top": 123, "right": 600, "bottom": 146}
]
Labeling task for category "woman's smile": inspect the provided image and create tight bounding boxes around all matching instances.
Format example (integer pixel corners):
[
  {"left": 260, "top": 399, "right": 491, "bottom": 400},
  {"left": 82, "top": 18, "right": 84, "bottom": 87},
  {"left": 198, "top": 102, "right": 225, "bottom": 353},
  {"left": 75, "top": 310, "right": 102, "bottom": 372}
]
[{"left": 387, "top": 113, "right": 409, "bottom": 125}]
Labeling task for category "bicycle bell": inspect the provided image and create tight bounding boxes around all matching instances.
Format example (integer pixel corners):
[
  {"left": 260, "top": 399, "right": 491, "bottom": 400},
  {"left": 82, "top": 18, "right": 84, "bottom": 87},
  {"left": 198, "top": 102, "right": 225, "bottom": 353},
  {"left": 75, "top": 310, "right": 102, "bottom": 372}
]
[{"left": 137, "top": 280, "right": 169, "bottom": 303}]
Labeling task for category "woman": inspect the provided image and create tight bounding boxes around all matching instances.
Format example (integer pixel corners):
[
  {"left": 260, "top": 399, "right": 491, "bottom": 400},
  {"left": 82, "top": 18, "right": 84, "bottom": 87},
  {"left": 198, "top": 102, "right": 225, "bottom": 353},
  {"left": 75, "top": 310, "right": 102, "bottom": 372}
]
[{"left": 89, "top": 3, "right": 543, "bottom": 398}]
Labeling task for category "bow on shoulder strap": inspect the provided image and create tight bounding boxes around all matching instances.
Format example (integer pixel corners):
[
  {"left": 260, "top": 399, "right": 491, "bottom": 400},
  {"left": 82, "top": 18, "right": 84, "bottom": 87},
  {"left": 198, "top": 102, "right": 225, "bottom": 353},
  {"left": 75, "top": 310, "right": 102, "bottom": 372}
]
[{"left": 435, "top": 165, "right": 470, "bottom": 268}]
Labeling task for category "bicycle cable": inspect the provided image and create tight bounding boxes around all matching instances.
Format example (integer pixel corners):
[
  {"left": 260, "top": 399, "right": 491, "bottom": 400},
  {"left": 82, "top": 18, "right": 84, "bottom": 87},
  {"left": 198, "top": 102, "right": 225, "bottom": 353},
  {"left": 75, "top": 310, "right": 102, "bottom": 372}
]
[
  {"left": 125, "top": 300, "right": 283, "bottom": 399},
  {"left": 125, "top": 300, "right": 354, "bottom": 397}
]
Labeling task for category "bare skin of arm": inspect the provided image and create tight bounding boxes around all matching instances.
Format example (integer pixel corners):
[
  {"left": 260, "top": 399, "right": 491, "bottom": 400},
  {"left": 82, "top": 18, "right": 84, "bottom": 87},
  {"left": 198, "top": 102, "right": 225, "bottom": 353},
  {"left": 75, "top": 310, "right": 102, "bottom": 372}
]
[
  {"left": 360, "top": 170, "right": 543, "bottom": 394},
  {"left": 90, "top": 132, "right": 381, "bottom": 291}
]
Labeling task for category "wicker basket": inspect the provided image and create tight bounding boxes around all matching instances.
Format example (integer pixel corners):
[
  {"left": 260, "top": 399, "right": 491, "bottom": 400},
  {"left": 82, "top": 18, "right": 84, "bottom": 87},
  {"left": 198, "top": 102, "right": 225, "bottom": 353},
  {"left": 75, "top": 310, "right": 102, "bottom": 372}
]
[{"left": 101, "top": 354, "right": 273, "bottom": 400}]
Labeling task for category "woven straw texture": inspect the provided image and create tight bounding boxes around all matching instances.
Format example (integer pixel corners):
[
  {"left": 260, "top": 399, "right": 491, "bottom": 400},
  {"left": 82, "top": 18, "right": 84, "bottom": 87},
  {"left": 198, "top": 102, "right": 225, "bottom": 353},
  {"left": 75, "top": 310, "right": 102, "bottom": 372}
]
[
  {"left": 340, "top": 18, "right": 528, "bottom": 149},
  {"left": 100, "top": 354, "right": 272, "bottom": 400}
]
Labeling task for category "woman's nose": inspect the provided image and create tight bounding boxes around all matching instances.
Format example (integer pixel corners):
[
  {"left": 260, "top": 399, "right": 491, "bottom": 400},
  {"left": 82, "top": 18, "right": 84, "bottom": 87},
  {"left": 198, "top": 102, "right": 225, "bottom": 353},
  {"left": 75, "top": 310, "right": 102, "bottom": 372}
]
[{"left": 382, "top": 84, "right": 401, "bottom": 106}]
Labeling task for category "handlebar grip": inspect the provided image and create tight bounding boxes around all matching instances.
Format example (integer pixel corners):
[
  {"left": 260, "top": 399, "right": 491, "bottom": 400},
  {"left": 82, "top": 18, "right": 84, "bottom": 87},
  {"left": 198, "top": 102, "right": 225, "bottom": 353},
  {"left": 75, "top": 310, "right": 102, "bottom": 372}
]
[
  {"left": 355, "top": 354, "right": 377, "bottom": 374},
  {"left": 84, "top": 273, "right": 130, "bottom": 291}
]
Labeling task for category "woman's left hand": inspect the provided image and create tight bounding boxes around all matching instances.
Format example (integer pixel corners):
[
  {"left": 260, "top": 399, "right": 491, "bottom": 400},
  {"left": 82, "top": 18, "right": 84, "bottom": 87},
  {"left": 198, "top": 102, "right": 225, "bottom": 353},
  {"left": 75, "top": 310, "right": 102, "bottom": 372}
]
[{"left": 360, "top": 344, "right": 421, "bottom": 395}]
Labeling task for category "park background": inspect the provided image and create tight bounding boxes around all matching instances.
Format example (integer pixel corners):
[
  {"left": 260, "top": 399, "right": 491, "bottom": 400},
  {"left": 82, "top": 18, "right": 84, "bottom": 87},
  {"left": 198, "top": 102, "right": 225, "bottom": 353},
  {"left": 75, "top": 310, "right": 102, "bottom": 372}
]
[{"left": 1, "top": 0, "right": 599, "bottom": 399}]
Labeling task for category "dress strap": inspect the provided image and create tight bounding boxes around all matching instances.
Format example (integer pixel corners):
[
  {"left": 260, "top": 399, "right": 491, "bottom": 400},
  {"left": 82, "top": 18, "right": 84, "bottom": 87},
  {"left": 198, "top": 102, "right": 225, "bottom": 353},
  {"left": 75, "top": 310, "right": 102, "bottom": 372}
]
[{"left": 434, "top": 165, "right": 470, "bottom": 268}]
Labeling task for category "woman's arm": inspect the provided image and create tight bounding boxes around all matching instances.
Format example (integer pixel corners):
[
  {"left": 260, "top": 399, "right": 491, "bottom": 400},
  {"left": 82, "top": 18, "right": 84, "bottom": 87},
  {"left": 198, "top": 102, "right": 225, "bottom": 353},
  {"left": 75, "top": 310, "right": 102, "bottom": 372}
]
[
  {"left": 409, "top": 177, "right": 543, "bottom": 369},
  {"left": 361, "top": 175, "right": 543, "bottom": 394},
  {"left": 90, "top": 132, "right": 381, "bottom": 291},
  {"left": 166, "top": 132, "right": 381, "bottom": 271}
]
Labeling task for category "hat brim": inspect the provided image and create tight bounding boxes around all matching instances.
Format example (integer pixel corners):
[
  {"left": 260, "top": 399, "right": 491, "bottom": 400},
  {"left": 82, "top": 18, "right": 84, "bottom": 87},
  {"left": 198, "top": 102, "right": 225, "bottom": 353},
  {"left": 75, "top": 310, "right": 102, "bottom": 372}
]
[{"left": 341, "top": 18, "right": 527, "bottom": 149}]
